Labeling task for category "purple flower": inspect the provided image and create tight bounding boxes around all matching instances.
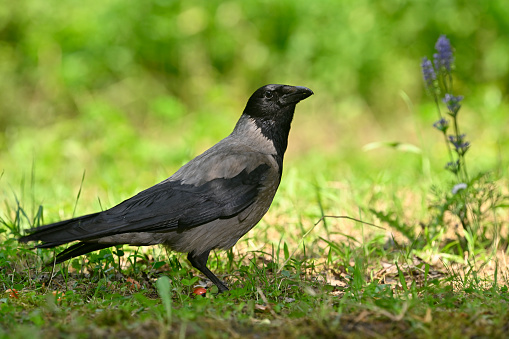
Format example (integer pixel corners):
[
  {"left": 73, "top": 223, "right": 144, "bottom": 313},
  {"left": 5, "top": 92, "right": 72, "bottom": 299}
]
[
  {"left": 442, "top": 94, "right": 463, "bottom": 116},
  {"left": 445, "top": 160, "right": 460, "bottom": 174},
  {"left": 421, "top": 57, "right": 436, "bottom": 91},
  {"left": 448, "top": 134, "right": 470, "bottom": 155},
  {"left": 433, "top": 35, "right": 454, "bottom": 73},
  {"left": 433, "top": 118, "right": 449, "bottom": 132}
]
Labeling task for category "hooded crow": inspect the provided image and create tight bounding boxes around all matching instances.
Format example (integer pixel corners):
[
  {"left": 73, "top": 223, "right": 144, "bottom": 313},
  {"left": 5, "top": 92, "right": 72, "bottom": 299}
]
[{"left": 19, "top": 84, "right": 313, "bottom": 293}]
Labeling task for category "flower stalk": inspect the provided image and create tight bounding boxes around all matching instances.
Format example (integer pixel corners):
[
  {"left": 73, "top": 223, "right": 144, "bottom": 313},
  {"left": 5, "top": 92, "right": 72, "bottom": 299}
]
[
  {"left": 421, "top": 35, "right": 469, "bottom": 183},
  {"left": 421, "top": 35, "right": 471, "bottom": 232}
]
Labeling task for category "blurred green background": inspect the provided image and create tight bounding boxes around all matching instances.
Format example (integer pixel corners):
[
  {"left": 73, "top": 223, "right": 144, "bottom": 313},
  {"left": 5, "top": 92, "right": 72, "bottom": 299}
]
[{"left": 0, "top": 0, "right": 508, "bottom": 220}]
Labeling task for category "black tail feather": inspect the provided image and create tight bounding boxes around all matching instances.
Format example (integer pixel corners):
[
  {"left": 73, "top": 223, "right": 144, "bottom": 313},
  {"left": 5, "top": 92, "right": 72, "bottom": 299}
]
[
  {"left": 18, "top": 212, "right": 101, "bottom": 247},
  {"left": 19, "top": 212, "right": 115, "bottom": 266},
  {"left": 52, "top": 242, "right": 113, "bottom": 265}
]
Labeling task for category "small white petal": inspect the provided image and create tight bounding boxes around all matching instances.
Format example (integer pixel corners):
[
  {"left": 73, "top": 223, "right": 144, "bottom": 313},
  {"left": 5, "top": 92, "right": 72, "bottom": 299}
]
[{"left": 452, "top": 183, "right": 468, "bottom": 194}]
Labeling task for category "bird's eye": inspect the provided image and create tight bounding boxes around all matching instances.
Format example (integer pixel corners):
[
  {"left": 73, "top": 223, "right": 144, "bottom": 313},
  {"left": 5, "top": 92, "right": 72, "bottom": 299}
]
[{"left": 264, "top": 91, "right": 274, "bottom": 99}]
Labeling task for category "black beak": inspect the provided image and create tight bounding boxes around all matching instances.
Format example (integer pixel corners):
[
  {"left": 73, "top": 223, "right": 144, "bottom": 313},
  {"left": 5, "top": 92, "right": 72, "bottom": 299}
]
[{"left": 280, "top": 86, "right": 314, "bottom": 106}]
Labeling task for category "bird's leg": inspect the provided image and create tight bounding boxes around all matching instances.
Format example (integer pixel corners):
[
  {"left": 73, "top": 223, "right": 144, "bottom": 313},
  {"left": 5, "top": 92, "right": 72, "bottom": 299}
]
[{"left": 187, "top": 250, "right": 229, "bottom": 293}]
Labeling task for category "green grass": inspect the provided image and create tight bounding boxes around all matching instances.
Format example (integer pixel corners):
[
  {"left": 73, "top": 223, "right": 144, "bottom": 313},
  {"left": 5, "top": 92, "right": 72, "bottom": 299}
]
[
  {"left": 1, "top": 229, "right": 508, "bottom": 338},
  {"left": 2, "top": 0, "right": 509, "bottom": 337}
]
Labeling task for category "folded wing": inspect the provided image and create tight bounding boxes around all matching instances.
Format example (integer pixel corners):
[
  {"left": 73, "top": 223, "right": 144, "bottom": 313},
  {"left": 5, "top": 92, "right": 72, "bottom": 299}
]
[{"left": 19, "top": 163, "right": 270, "bottom": 248}]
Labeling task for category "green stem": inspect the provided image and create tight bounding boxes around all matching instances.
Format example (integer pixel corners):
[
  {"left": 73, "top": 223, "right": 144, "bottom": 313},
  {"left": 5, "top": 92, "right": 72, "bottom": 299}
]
[
  {"left": 433, "top": 96, "right": 457, "bottom": 178},
  {"left": 451, "top": 114, "right": 469, "bottom": 182}
]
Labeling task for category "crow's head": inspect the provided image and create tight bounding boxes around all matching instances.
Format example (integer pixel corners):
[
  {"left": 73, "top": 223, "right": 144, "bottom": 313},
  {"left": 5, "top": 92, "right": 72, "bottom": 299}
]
[{"left": 243, "top": 84, "right": 313, "bottom": 120}]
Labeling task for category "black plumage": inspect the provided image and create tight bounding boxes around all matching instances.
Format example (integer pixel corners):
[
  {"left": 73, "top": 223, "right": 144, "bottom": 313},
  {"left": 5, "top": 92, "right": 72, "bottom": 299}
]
[{"left": 19, "top": 84, "right": 313, "bottom": 293}]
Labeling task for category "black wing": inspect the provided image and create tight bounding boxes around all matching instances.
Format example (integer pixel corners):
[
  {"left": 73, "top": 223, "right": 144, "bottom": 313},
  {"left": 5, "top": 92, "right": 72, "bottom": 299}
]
[{"left": 19, "top": 163, "right": 270, "bottom": 248}]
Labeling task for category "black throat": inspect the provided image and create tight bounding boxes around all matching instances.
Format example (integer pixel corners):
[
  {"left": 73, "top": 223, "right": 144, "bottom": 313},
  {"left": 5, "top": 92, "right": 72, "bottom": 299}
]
[{"left": 249, "top": 105, "right": 296, "bottom": 173}]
